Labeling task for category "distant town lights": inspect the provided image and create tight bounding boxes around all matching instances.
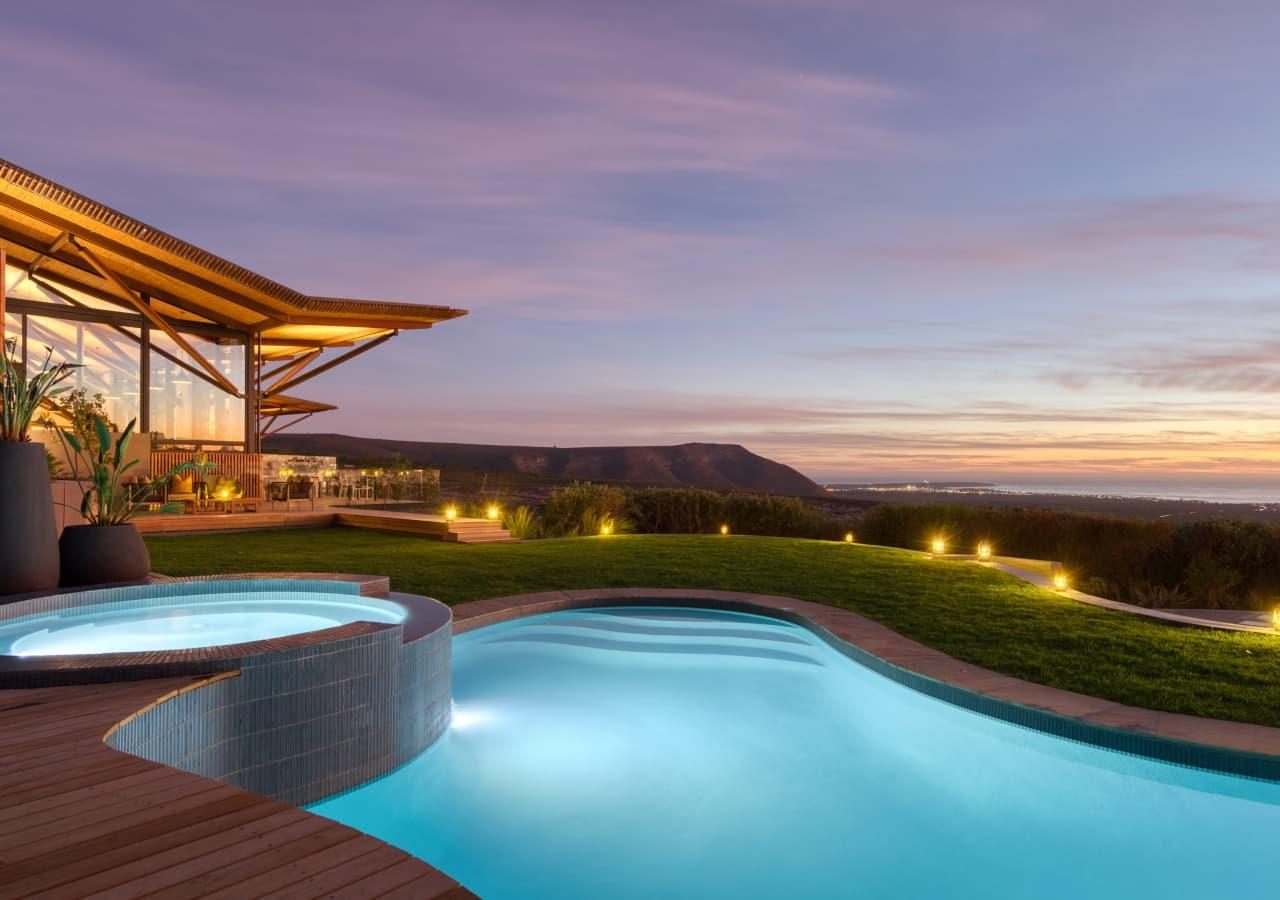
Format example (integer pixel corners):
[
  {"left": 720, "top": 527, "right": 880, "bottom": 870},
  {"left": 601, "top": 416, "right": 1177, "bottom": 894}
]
[{"left": 977, "top": 541, "right": 993, "bottom": 560}]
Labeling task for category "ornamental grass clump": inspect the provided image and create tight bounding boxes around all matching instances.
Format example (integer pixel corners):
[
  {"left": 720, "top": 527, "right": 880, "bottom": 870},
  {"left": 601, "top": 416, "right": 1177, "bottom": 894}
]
[{"left": 1, "top": 338, "right": 77, "bottom": 441}]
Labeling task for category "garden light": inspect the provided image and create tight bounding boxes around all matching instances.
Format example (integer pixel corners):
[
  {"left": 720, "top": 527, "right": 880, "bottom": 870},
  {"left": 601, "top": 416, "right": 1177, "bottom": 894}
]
[
  {"left": 1053, "top": 570, "right": 1070, "bottom": 592},
  {"left": 486, "top": 504, "right": 500, "bottom": 520},
  {"left": 445, "top": 505, "right": 457, "bottom": 522},
  {"left": 977, "top": 541, "right": 992, "bottom": 560},
  {"left": 844, "top": 532, "right": 854, "bottom": 543},
  {"left": 600, "top": 521, "right": 613, "bottom": 536},
  {"left": 1273, "top": 607, "right": 1280, "bottom": 631},
  {"left": 720, "top": 524, "right": 729, "bottom": 535},
  {"left": 930, "top": 537, "right": 946, "bottom": 556}
]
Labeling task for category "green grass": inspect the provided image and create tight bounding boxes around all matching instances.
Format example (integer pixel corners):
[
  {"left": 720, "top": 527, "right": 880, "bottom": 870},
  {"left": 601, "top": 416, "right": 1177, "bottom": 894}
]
[{"left": 146, "top": 529, "right": 1280, "bottom": 728}]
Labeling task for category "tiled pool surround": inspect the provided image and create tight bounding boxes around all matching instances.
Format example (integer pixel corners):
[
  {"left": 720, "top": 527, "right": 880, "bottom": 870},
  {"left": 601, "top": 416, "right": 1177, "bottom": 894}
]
[{"left": 0, "top": 574, "right": 453, "bottom": 807}]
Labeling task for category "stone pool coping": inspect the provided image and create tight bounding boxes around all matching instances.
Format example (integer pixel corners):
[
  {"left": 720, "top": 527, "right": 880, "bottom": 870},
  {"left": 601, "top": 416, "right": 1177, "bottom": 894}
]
[
  {"left": 0, "top": 573, "right": 450, "bottom": 687},
  {"left": 452, "top": 587, "right": 1280, "bottom": 780}
]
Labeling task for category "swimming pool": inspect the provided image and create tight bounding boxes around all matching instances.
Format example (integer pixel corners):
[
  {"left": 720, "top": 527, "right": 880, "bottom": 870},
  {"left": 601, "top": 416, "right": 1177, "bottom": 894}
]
[
  {"left": 0, "top": 580, "right": 405, "bottom": 656},
  {"left": 311, "top": 605, "right": 1280, "bottom": 899}
]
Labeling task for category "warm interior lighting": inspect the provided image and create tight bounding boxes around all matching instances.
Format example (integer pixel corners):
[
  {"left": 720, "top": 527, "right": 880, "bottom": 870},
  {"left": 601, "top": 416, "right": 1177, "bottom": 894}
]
[
  {"left": 1053, "top": 571, "right": 1070, "bottom": 592},
  {"left": 930, "top": 537, "right": 946, "bottom": 556},
  {"left": 844, "top": 532, "right": 854, "bottom": 543},
  {"left": 720, "top": 524, "right": 729, "bottom": 535},
  {"left": 977, "top": 541, "right": 992, "bottom": 560},
  {"left": 445, "top": 505, "right": 458, "bottom": 521},
  {"left": 486, "top": 504, "right": 500, "bottom": 520}
]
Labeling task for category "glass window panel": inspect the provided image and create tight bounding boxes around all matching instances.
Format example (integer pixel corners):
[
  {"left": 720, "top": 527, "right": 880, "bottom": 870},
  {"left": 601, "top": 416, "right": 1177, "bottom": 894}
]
[
  {"left": 150, "top": 330, "right": 245, "bottom": 444},
  {"left": 4, "top": 312, "right": 20, "bottom": 364},
  {"left": 27, "top": 315, "right": 141, "bottom": 430},
  {"left": 4, "top": 264, "right": 128, "bottom": 312}
]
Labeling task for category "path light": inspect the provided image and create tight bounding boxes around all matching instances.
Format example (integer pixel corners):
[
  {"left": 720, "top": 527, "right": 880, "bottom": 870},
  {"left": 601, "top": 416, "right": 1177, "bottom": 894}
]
[
  {"left": 844, "top": 532, "right": 855, "bottom": 543},
  {"left": 1053, "top": 569, "right": 1070, "bottom": 592},
  {"left": 486, "top": 504, "right": 500, "bottom": 520},
  {"left": 930, "top": 537, "right": 946, "bottom": 556},
  {"left": 720, "top": 524, "right": 729, "bottom": 535},
  {"left": 977, "top": 541, "right": 992, "bottom": 560},
  {"left": 1272, "top": 607, "right": 1280, "bottom": 631},
  {"left": 599, "top": 520, "right": 613, "bottom": 536},
  {"left": 444, "top": 505, "right": 458, "bottom": 522}
]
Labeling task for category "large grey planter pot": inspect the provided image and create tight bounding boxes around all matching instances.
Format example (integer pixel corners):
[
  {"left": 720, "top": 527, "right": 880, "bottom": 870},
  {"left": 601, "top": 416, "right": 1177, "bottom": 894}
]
[
  {"left": 59, "top": 524, "right": 151, "bottom": 588},
  {"left": 0, "top": 441, "right": 60, "bottom": 597}
]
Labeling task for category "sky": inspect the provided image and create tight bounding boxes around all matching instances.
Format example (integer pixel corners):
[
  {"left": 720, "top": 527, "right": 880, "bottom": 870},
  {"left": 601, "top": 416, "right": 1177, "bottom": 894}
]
[{"left": 3, "top": 0, "right": 1280, "bottom": 484}]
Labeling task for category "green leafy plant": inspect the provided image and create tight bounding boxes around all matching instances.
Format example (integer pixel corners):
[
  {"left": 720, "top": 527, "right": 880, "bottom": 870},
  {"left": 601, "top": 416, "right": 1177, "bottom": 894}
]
[
  {"left": 1, "top": 338, "right": 77, "bottom": 441},
  {"left": 503, "top": 505, "right": 540, "bottom": 540},
  {"left": 56, "top": 414, "right": 207, "bottom": 526}
]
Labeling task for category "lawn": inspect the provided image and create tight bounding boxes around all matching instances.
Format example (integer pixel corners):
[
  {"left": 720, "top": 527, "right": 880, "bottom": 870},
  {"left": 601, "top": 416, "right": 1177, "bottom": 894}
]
[{"left": 146, "top": 529, "right": 1280, "bottom": 728}]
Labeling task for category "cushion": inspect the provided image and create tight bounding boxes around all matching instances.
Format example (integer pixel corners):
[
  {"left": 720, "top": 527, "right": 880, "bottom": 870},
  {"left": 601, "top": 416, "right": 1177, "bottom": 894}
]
[{"left": 171, "top": 474, "right": 194, "bottom": 494}]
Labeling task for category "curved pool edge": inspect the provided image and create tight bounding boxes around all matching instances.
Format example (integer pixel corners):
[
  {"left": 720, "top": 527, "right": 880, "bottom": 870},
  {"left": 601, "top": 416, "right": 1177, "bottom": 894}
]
[
  {"left": 0, "top": 573, "right": 451, "bottom": 687},
  {"left": 452, "top": 587, "right": 1280, "bottom": 782},
  {"left": 0, "top": 676, "right": 473, "bottom": 898}
]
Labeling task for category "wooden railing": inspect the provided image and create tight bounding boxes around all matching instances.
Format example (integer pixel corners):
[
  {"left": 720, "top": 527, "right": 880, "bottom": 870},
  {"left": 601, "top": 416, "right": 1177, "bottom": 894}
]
[{"left": 151, "top": 451, "right": 263, "bottom": 500}]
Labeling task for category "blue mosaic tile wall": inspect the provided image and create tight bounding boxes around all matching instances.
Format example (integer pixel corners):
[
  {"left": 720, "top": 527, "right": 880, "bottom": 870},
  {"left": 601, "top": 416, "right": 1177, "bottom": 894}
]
[{"left": 106, "top": 611, "right": 452, "bottom": 806}]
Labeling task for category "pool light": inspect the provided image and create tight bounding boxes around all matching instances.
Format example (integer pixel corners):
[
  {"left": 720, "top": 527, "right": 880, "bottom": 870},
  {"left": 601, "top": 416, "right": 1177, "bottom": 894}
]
[
  {"left": 977, "top": 541, "right": 992, "bottom": 560},
  {"left": 720, "top": 524, "right": 729, "bottom": 535},
  {"left": 930, "top": 537, "right": 946, "bottom": 556}
]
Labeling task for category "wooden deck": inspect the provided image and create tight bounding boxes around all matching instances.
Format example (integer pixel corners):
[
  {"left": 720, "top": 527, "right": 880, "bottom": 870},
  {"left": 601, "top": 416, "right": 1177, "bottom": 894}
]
[
  {"left": 0, "top": 678, "right": 473, "bottom": 899},
  {"left": 134, "top": 507, "right": 515, "bottom": 543}
]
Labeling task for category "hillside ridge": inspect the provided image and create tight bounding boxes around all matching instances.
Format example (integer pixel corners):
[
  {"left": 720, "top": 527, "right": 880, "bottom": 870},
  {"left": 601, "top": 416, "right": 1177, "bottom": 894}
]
[{"left": 263, "top": 433, "right": 822, "bottom": 495}]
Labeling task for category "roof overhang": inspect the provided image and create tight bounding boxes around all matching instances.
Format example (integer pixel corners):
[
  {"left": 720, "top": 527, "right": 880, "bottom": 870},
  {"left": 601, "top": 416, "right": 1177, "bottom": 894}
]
[{"left": 0, "top": 158, "right": 467, "bottom": 354}]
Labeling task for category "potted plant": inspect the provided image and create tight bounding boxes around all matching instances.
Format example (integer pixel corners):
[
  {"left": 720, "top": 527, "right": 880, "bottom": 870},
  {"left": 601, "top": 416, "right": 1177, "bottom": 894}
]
[
  {"left": 54, "top": 415, "right": 207, "bottom": 586},
  {"left": 0, "top": 339, "right": 76, "bottom": 595}
]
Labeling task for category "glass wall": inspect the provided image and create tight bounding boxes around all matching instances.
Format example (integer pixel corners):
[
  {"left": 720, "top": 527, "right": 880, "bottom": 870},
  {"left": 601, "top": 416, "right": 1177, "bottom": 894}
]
[
  {"left": 150, "top": 331, "right": 246, "bottom": 445},
  {"left": 26, "top": 315, "right": 141, "bottom": 431},
  {"left": 5, "top": 263, "right": 250, "bottom": 448}
]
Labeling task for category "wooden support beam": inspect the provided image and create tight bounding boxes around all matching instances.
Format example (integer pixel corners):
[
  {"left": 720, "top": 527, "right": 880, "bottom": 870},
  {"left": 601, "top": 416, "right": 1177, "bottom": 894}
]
[
  {"left": 65, "top": 235, "right": 242, "bottom": 397},
  {"left": 25, "top": 231, "right": 71, "bottom": 278},
  {"left": 269, "top": 331, "right": 396, "bottom": 396},
  {"left": 260, "top": 348, "right": 321, "bottom": 393},
  {"left": 30, "top": 276, "right": 229, "bottom": 393},
  {"left": 1, "top": 242, "right": 6, "bottom": 326}
]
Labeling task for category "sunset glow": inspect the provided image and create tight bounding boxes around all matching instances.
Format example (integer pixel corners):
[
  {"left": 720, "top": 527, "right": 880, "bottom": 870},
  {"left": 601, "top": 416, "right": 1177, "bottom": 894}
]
[{"left": 5, "top": 1, "right": 1277, "bottom": 486}]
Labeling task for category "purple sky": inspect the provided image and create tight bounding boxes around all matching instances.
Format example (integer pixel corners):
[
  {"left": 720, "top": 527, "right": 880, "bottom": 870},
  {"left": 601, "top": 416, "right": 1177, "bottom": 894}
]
[{"left": 5, "top": 0, "right": 1280, "bottom": 483}]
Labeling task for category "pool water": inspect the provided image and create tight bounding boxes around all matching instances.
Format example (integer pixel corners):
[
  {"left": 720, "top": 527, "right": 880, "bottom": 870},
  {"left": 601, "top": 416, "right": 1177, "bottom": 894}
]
[
  {"left": 311, "top": 607, "right": 1280, "bottom": 899},
  {"left": 0, "top": 591, "right": 405, "bottom": 656}
]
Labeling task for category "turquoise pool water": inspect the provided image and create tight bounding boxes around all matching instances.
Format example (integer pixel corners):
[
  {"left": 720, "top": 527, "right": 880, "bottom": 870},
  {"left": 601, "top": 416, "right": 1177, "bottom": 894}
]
[
  {"left": 0, "top": 590, "right": 404, "bottom": 656},
  {"left": 311, "top": 607, "right": 1280, "bottom": 899}
]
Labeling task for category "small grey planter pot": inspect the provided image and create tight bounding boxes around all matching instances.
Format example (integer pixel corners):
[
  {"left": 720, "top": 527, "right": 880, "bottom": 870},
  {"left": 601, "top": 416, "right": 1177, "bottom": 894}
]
[{"left": 59, "top": 523, "right": 151, "bottom": 588}]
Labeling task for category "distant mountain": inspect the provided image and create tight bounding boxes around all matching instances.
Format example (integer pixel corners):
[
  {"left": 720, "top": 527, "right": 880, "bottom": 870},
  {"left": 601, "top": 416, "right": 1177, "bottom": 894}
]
[{"left": 262, "top": 434, "right": 822, "bottom": 496}]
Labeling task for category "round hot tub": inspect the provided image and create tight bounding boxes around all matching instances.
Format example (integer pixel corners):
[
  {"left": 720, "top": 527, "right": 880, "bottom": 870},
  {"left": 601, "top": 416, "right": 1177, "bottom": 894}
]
[{"left": 0, "top": 574, "right": 453, "bottom": 806}]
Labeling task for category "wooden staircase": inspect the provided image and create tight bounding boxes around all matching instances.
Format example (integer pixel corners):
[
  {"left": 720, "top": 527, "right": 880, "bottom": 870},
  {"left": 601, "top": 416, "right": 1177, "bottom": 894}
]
[{"left": 333, "top": 510, "right": 516, "bottom": 543}]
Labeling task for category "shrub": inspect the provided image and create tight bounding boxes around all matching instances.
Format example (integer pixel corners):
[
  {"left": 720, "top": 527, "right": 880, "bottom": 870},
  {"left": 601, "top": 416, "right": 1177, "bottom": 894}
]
[
  {"left": 503, "top": 505, "right": 539, "bottom": 540},
  {"left": 626, "top": 487, "right": 841, "bottom": 539},
  {"left": 540, "top": 482, "right": 629, "bottom": 538},
  {"left": 858, "top": 503, "right": 1280, "bottom": 611}
]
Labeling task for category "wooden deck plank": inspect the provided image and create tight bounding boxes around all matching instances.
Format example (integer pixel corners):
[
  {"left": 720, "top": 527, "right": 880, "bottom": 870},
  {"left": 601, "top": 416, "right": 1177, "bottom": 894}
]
[
  {"left": 269, "top": 846, "right": 419, "bottom": 900},
  {"left": 0, "top": 679, "right": 469, "bottom": 898}
]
